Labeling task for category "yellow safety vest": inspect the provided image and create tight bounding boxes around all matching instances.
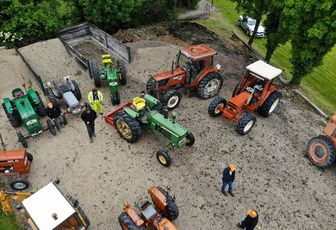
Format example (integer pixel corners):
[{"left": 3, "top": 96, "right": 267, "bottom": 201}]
[{"left": 88, "top": 91, "right": 103, "bottom": 103}]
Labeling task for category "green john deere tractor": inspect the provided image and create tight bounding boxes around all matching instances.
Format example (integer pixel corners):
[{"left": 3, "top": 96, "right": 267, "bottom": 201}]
[
  {"left": 92, "top": 54, "right": 127, "bottom": 105},
  {"left": 104, "top": 93, "right": 195, "bottom": 167},
  {"left": 2, "top": 88, "right": 57, "bottom": 147}
]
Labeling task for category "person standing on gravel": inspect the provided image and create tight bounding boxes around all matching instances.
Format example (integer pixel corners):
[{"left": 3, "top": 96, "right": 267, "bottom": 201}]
[
  {"left": 88, "top": 88, "right": 104, "bottom": 115},
  {"left": 45, "top": 102, "right": 63, "bottom": 131},
  {"left": 237, "top": 209, "right": 259, "bottom": 230},
  {"left": 81, "top": 103, "right": 97, "bottom": 143},
  {"left": 221, "top": 163, "right": 235, "bottom": 197}
]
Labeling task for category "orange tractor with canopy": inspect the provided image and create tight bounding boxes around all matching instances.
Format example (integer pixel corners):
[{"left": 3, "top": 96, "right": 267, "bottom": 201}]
[
  {"left": 146, "top": 44, "right": 223, "bottom": 110},
  {"left": 118, "top": 186, "right": 179, "bottom": 230},
  {"left": 307, "top": 115, "right": 336, "bottom": 168},
  {"left": 208, "top": 60, "right": 283, "bottom": 135}
]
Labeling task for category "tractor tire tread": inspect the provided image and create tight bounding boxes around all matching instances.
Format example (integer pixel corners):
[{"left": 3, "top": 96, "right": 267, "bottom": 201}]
[
  {"left": 158, "top": 187, "right": 179, "bottom": 221},
  {"left": 118, "top": 212, "right": 143, "bottom": 230},
  {"left": 258, "top": 91, "right": 282, "bottom": 117},
  {"left": 113, "top": 112, "right": 142, "bottom": 143},
  {"left": 208, "top": 97, "right": 226, "bottom": 117},
  {"left": 307, "top": 135, "right": 336, "bottom": 168},
  {"left": 196, "top": 72, "right": 223, "bottom": 99}
]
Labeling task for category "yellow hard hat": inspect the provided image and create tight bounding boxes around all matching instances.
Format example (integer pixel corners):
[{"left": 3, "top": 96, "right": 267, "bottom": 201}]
[
  {"left": 228, "top": 163, "right": 235, "bottom": 171},
  {"left": 247, "top": 209, "right": 257, "bottom": 218}
]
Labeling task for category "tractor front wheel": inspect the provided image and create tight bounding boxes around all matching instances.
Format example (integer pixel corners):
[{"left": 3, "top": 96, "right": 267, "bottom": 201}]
[
  {"left": 208, "top": 97, "right": 226, "bottom": 117},
  {"left": 164, "top": 90, "right": 181, "bottom": 110},
  {"left": 307, "top": 135, "right": 335, "bottom": 168},
  {"left": 156, "top": 150, "right": 172, "bottom": 167},
  {"left": 258, "top": 91, "right": 282, "bottom": 117},
  {"left": 118, "top": 212, "right": 143, "bottom": 230},
  {"left": 111, "top": 92, "right": 120, "bottom": 105},
  {"left": 117, "top": 60, "right": 127, "bottom": 85},
  {"left": 47, "top": 119, "right": 57, "bottom": 136},
  {"left": 10, "top": 179, "right": 29, "bottom": 191},
  {"left": 158, "top": 187, "right": 179, "bottom": 221},
  {"left": 196, "top": 72, "right": 223, "bottom": 99},
  {"left": 17, "top": 131, "right": 27, "bottom": 148},
  {"left": 186, "top": 131, "right": 195, "bottom": 146},
  {"left": 236, "top": 114, "right": 256, "bottom": 135},
  {"left": 114, "top": 112, "right": 142, "bottom": 143},
  {"left": 27, "top": 153, "right": 33, "bottom": 162}
]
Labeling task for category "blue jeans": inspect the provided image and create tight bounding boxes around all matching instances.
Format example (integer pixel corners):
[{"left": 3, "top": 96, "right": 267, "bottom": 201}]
[{"left": 221, "top": 181, "right": 233, "bottom": 193}]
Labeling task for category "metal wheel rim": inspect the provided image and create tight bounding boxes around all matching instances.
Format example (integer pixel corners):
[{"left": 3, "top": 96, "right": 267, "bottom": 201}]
[
  {"left": 309, "top": 142, "right": 328, "bottom": 163},
  {"left": 167, "top": 96, "right": 179, "bottom": 108},
  {"left": 116, "top": 120, "right": 132, "bottom": 140},
  {"left": 13, "top": 182, "right": 27, "bottom": 190},
  {"left": 158, "top": 155, "right": 167, "bottom": 165},
  {"left": 243, "top": 120, "right": 254, "bottom": 133},
  {"left": 215, "top": 103, "right": 223, "bottom": 114},
  {"left": 269, "top": 98, "right": 280, "bottom": 114},
  {"left": 205, "top": 79, "right": 220, "bottom": 96}
]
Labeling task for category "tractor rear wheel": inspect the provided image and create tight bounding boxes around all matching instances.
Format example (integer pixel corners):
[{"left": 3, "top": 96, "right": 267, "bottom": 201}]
[
  {"left": 258, "top": 91, "right": 282, "bottom": 117},
  {"left": 232, "top": 83, "right": 240, "bottom": 97},
  {"left": 17, "top": 131, "right": 27, "bottom": 148},
  {"left": 156, "top": 150, "right": 172, "bottom": 167},
  {"left": 71, "top": 80, "right": 82, "bottom": 101},
  {"left": 27, "top": 153, "right": 33, "bottom": 162},
  {"left": 196, "top": 72, "right": 223, "bottom": 99},
  {"left": 146, "top": 78, "right": 156, "bottom": 95},
  {"left": 114, "top": 112, "right": 142, "bottom": 143},
  {"left": 10, "top": 179, "right": 29, "bottom": 191},
  {"left": 158, "top": 187, "right": 179, "bottom": 221},
  {"left": 186, "top": 131, "right": 195, "bottom": 146},
  {"left": 47, "top": 119, "right": 57, "bottom": 136},
  {"left": 92, "top": 64, "right": 102, "bottom": 88},
  {"left": 2, "top": 103, "right": 21, "bottom": 127},
  {"left": 118, "top": 212, "right": 143, "bottom": 230},
  {"left": 236, "top": 114, "right": 256, "bottom": 135},
  {"left": 117, "top": 60, "right": 127, "bottom": 85},
  {"left": 164, "top": 90, "right": 181, "bottom": 110},
  {"left": 208, "top": 97, "right": 226, "bottom": 117},
  {"left": 307, "top": 135, "right": 336, "bottom": 168},
  {"left": 34, "top": 91, "right": 46, "bottom": 117},
  {"left": 45, "top": 87, "right": 60, "bottom": 107}
]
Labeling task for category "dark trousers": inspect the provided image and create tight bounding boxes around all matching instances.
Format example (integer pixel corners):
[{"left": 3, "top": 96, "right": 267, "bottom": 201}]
[
  {"left": 221, "top": 181, "right": 233, "bottom": 193},
  {"left": 85, "top": 123, "right": 95, "bottom": 139}
]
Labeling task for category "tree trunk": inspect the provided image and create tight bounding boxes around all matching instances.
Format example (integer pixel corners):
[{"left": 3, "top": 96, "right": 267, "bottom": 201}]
[
  {"left": 265, "top": 45, "right": 276, "bottom": 62},
  {"left": 248, "top": 19, "right": 261, "bottom": 46},
  {"left": 290, "top": 74, "right": 303, "bottom": 85}
]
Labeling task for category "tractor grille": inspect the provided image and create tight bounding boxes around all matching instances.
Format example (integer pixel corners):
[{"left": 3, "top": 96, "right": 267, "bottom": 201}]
[
  {"left": 227, "top": 102, "right": 237, "bottom": 110},
  {"left": 157, "top": 125, "right": 172, "bottom": 140}
]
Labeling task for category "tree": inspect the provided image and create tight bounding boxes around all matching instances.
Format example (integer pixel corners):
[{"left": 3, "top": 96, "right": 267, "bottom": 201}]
[
  {"left": 282, "top": 0, "right": 336, "bottom": 85},
  {"left": 233, "top": 0, "right": 269, "bottom": 46}
]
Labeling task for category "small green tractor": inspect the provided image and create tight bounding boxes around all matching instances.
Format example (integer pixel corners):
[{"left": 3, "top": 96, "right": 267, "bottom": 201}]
[
  {"left": 92, "top": 54, "right": 127, "bottom": 105},
  {"left": 104, "top": 93, "right": 195, "bottom": 167},
  {"left": 2, "top": 87, "right": 57, "bottom": 147}
]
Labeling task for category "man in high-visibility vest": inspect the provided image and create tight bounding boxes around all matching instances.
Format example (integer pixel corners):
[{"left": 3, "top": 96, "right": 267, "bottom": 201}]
[{"left": 88, "top": 88, "right": 104, "bottom": 115}]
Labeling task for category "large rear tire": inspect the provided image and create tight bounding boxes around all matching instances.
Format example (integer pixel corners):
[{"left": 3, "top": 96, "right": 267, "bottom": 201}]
[
  {"left": 236, "top": 114, "right": 256, "bottom": 135},
  {"left": 118, "top": 212, "right": 143, "bottom": 230},
  {"left": 158, "top": 187, "right": 179, "bottom": 221},
  {"left": 163, "top": 90, "right": 181, "bottom": 110},
  {"left": 146, "top": 78, "right": 156, "bottom": 96},
  {"left": 34, "top": 91, "right": 46, "bottom": 117},
  {"left": 45, "top": 87, "right": 60, "bottom": 106},
  {"left": 10, "top": 179, "right": 29, "bottom": 191},
  {"left": 208, "top": 97, "right": 226, "bottom": 117},
  {"left": 117, "top": 60, "right": 127, "bottom": 85},
  {"left": 92, "top": 64, "right": 102, "bottom": 88},
  {"left": 307, "top": 135, "right": 336, "bottom": 168},
  {"left": 196, "top": 72, "right": 223, "bottom": 99},
  {"left": 113, "top": 112, "right": 142, "bottom": 143},
  {"left": 258, "top": 91, "right": 282, "bottom": 117},
  {"left": 70, "top": 80, "right": 82, "bottom": 101},
  {"left": 2, "top": 103, "right": 21, "bottom": 127}
]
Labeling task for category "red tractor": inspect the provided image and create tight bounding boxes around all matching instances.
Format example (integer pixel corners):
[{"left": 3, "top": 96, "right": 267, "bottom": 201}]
[
  {"left": 146, "top": 44, "right": 223, "bottom": 110},
  {"left": 208, "top": 60, "right": 282, "bottom": 135},
  {"left": 0, "top": 149, "right": 32, "bottom": 190},
  {"left": 118, "top": 186, "right": 179, "bottom": 230}
]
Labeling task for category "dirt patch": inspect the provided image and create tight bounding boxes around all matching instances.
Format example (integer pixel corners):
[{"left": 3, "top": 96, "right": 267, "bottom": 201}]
[{"left": 0, "top": 22, "right": 335, "bottom": 230}]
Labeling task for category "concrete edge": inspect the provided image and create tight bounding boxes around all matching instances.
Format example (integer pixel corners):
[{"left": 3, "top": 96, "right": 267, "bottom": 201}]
[{"left": 294, "top": 89, "right": 329, "bottom": 119}]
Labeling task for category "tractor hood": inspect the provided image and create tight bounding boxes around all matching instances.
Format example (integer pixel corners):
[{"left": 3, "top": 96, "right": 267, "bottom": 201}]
[
  {"left": 151, "top": 67, "right": 185, "bottom": 82},
  {"left": 150, "top": 112, "right": 188, "bottom": 138}
]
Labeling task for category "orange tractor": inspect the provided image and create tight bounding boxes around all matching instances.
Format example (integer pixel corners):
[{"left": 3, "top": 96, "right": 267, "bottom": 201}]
[
  {"left": 0, "top": 142, "right": 32, "bottom": 190},
  {"left": 118, "top": 186, "right": 179, "bottom": 230},
  {"left": 146, "top": 44, "right": 223, "bottom": 110},
  {"left": 307, "top": 115, "right": 336, "bottom": 168},
  {"left": 208, "top": 60, "right": 283, "bottom": 135}
]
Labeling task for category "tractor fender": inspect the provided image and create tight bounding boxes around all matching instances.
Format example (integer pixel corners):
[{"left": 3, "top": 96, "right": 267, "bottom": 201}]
[
  {"left": 188, "top": 67, "right": 221, "bottom": 88},
  {"left": 123, "top": 107, "right": 139, "bottom": 119},
  {"left": 259, "top": 85, "right": 278, "bottom": 106},
  {"left": 27, "top": 88, "right": 41, "bottom": 106},
  {"left": 3, "top": 98, "right": 13, "bottom": 114}
]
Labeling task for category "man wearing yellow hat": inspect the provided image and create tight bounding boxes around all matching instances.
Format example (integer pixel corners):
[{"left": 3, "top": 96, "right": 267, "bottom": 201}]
[
  {"left": 221, "top": 163, "right": 236, "bottom": 197},
  {"left": 237, "top": 209, "right": 259, "bottom": 230}
]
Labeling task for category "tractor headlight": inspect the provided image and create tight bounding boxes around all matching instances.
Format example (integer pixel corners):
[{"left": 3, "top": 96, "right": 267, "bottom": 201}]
[
  {"left": 26, "top": 119, "right": 37, "bottom": 125},
  {"left": 216, "top": 64, "right": 221, "bottom": 71},
  {"left": 110, "top": 82, "right": 118, "bottom": 86}
]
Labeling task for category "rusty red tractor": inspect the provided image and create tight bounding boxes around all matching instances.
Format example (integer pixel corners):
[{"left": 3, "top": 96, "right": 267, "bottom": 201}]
[
  {"left": 118, "top": 186, "right": 179, "bottom": 230},
  {"left": 307, "top": 115, "right": 336, "bottom": 168},
  {"left": 146, "top": 44, "right": 223, "bottom": 110},
  {"left": 208, "top": 60, "right": 282, "bottom": 135}
]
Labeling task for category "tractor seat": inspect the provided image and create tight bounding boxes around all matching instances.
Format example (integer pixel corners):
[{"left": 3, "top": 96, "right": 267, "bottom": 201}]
[
  {"left": 132, "top": 97, "right": 146, "bottom": 111},
  {"left": 141, "top": 204, "right": 157, "bottom": 221}
]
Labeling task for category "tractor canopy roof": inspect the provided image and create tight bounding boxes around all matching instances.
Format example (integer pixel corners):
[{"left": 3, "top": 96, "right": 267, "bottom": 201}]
[
  {"left": 246, "top": 60, "right": 282, "bottom": 80},
  {"left": 0, "top": 149, "right": 26, "bottom": 161},
  {"left": 22, "top": 182, "right": 76, "bottom": 230},
  {"left": 180, "top": 44, "right": 216, "bottom": 61}
]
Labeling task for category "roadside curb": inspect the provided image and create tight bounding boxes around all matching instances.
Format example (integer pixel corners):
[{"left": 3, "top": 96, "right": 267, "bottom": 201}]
[{"left": 294, "top": 89, "right": 329, "bottom": 119}]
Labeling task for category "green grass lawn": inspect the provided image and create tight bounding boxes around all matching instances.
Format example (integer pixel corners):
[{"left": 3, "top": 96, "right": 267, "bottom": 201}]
[
  {"left": 197, "top": 0, "right": 336, "bottom": 115},
  {"left": 0, "top": 209, "right": 22, "bottom": 230}
]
